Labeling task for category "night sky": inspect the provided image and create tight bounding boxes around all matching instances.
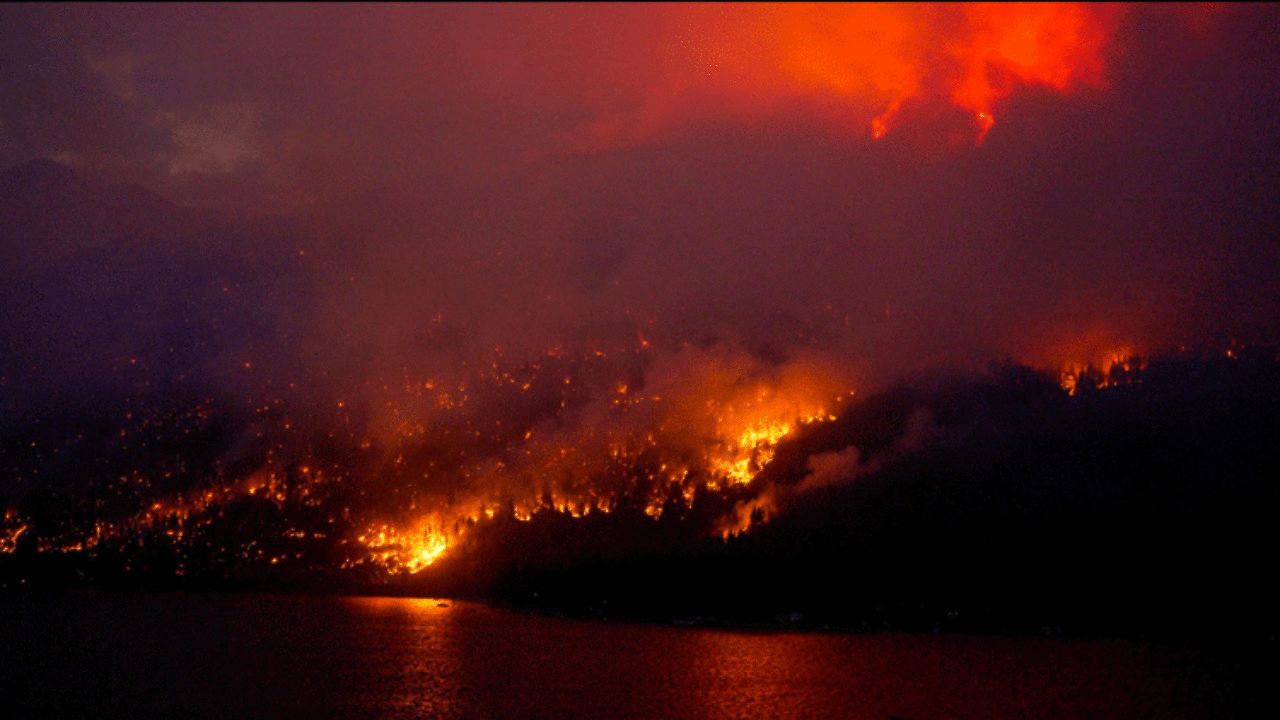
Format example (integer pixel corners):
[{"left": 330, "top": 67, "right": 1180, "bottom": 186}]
[
  {"left": 6, "top": 3, "right": 1278, "bottom": 379},
  {"left": 2, "top": 3, "right": 1279, "bottom": 608}
]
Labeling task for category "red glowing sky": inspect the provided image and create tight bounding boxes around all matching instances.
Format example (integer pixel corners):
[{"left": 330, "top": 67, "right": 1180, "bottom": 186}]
[
  {"left": 551, "top": 3, "right": 1117, "bottom": 151},
  {"left": 1, "top": 2, "right": 1278, "bottom": 384}
]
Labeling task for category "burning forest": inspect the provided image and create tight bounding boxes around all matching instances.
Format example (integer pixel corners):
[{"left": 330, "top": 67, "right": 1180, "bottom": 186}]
[
  {"left": 0, "top": 321, "right": 858, "bottom": 588},
  {"left": 2, "top": 282, "right": 1277, "bottom": 640},
  {"left": 2, "top": 2, "right": 1279, "bottom": 640}
]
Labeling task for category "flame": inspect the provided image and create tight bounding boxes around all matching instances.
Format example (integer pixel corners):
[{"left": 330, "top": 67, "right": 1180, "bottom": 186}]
[
  {"left": 1038, "top": 329, "right": 1149, "bottom": 396},
  {"left": 7, "top": 329, "right": 1261, "bottom": 580},
  {"left": 1059, "top": 350, "right": 1146, "bottom": 395},
  {"left": 351, "top": 345, "right": 852, "bottom": 566},
  {"left": 951, "top": 3, "right": 1111, "bottom": 140},
  {"left": 357, "top": 522, "right": 451, "bottom": 573},
  {"left": 710, "top": 406, "right": 838, "bottom": 487},
  {"left": 566, "top": 3, "right": 1118, "bottom": 153},
  {"left": 5, "top": 342, "right": 853, "bottom": 577},
  {"left": 1, "top": 511, "right": 28, "bottom": 554},
  {"left": 772, "top": 2, "right": 1113, "bottom": 140}
]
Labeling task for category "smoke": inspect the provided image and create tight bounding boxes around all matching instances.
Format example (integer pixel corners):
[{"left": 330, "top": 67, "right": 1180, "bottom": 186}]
[
  {"left": 4, "top": 4, "right": 1277, "bottom": 389},
  {"left": 796, "top": 408, "right": 937, "bottom": 494},
  {"left": 2, "top": 4, "right": 1279, "bottom": 576}
]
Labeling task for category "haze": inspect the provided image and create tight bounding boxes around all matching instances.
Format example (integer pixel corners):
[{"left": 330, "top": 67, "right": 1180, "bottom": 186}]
[{"left": 2, "top": 2, "right": 1278, "bottom": 418}]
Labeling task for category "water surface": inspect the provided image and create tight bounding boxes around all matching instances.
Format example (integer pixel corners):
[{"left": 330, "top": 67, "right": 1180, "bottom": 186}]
[{"left": 0, "top": 592, "right": 1228, "bottom": 719}]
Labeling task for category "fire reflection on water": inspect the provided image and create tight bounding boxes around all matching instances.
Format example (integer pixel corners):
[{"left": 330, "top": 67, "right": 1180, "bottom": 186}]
[
  {"left": 339, "top": 596, "right": 465, "bottom": 718},
  {"left": 0, "top": 593, "right": 1227, "bottom": 718},
  {"left": 321, "top": 598, "right": 1217, "bottom": 720}
]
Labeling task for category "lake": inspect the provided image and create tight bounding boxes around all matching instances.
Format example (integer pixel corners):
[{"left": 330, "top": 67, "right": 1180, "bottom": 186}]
[{"left": 0, "top": 592, "right": 1232, "bottom": 719}]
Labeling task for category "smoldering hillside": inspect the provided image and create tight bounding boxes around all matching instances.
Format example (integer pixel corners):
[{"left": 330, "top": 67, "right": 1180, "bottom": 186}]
[
  {"left": 441, "top": 355, "right": 1279, "bottom": 640},
  {"left": 1, "top": 158, "right": 1278, "bottom": 642},
  {"left": 2, "top": 4, "right": 1280, "bottom": 648}
]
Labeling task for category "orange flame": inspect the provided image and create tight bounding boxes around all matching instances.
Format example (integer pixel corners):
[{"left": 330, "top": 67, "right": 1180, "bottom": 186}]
[
  {"left": 1058, "top": 350, "right": 1146, "bottom": 396},
  {"left": 566, "top": 3, "right": 1119, "bottom": 152},
  {"left": 946, "top": 3, "right": 1111, "bottom": 142},
  {"left": 361, "top": 346, "right": 854, "bottom": 568},
  {"left": 11, "top": 343, "right": 854, "bottom": 575},
  {"left": 760, "top": 2, "right": 1114, "bottom": 141}
]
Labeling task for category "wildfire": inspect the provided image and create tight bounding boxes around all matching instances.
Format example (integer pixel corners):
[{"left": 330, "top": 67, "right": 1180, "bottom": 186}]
[
  {"left": 1, "top": 510, "right": 27, "bottom": 554},
  {"left": 1059, "top": 352, "right": 1147, "bottom": 395},
  {"left": 1, "top": 340, "right": 853, "bottom": 579},
  {"left": 13, "top": 336, "right": 1260, "bottom": 582},
  {"left": 615, "top": 2, "right": 1120, "bottom": 152},
  {"left": 356, "top": 522, "right": 451, "bottom": 573},
  {"left": 710, "top": 409, "right": 838, "bottom": 487},
  {"left": 712, "top": 419, "right": 794, "bottom": 487},
  {"left": 945, "top": 3, "right": 1111, "bottom": 141},
  {"left": 1051, "top": 340, "right": 1148, "bottom": 395},
  {"left": 348, "top": 345, "right": 852, "bottom": 568}
]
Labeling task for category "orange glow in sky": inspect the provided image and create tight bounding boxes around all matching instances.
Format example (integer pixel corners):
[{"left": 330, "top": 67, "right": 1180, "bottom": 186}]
[
  {"left": 560, "top": 3, "right": 1120, "bottom": 152},
  {"left": 713, "top": 3, "right": 1114, "bottom": 141}
]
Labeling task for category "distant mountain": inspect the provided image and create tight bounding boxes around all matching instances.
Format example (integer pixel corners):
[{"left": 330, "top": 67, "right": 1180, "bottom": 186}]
[
  {"left": 0, "top": 157, "right": 90, "bottom": 196},
  {"left": 0, "top": 158, "right": 191, "bottom": 267},
  {"left": 0, "top": 158, "right": 319, "bottom": 419}
]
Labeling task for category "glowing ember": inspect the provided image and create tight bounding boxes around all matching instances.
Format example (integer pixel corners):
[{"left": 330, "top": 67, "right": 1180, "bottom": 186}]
[
  {"left": 0, "top": 340, "right": 1261, "bottom": 582},
  {"left": 360, "top": 346, "right": 851, "bottom": 563},
  {"left": 0, "top": 512, "right": 27, "bottom": 554},
  {"left": 0, "top": 341, "right": 852, "bottom": 575}
]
